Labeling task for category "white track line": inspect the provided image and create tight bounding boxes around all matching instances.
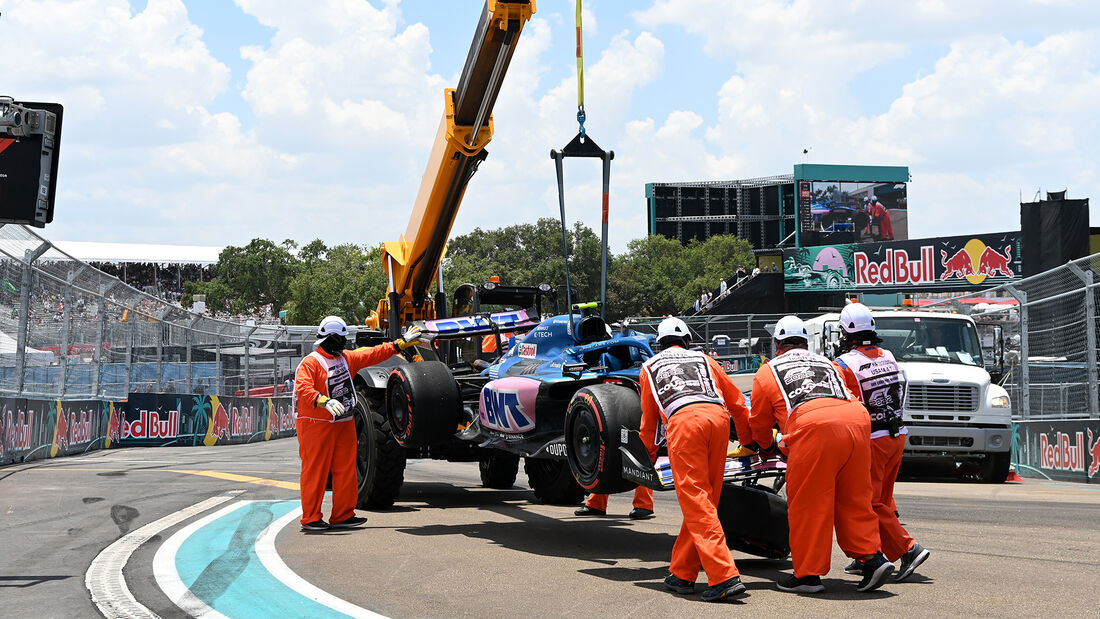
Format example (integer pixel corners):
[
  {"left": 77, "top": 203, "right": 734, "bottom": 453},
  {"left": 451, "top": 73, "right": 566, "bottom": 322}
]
[
  {"left": 255, "top": 506, "right": 386, "bottom": 619},
  {"left": 152, "top": 501, "right": 253, "bottom": 619},
  {"left": 86, "top": 491, "right": 244, "bottom": 619}
]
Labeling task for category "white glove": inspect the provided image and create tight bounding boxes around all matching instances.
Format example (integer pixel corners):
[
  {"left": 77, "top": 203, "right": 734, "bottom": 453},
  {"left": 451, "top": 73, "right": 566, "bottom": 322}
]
[
  {"left": 396, "top": 324, "right": 423, "bottom": 351},
  {"left": 321, "top": 396, "right": 345, "bottom": 419}
]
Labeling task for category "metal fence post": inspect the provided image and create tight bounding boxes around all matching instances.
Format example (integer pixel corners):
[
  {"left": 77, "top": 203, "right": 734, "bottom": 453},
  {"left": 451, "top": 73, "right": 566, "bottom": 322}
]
[
  {"left": 1067, "top": 263, "right": 1099, "bottom": 419},
  {"left": 125, "top": 317, "right": 134, "bottom": 395},
  {"left": 155, "top": 307, "right": 172, "bottom": 392},
  {"left": 60, "top": 282, "right": 73, "bottom": 397},
  {"left": 186, "top": 316, "right": 200, "bottom": 394},
  {"left": 1006, "top": 285, "right": 1029, "bottom": 420},
  {"left": 272, "top": 329, "right": 281, "bottom": 391},
  {"left": 14, "top": 243, "right": 50, "bottom": 394},
  {"left": 215, "top": 334, "right": 222, "bottom": 395},
  {"left": 243, "top": 325, "right": 258, "bottom": 395}
]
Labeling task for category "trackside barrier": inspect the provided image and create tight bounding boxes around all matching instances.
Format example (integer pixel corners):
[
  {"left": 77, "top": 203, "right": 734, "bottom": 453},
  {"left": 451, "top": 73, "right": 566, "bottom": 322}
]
[
  {"left": 1012, "top": 419, "right": 1100, "bottom": 484},
  {"left": 0, "top": 394, "right": 294, "bottom": 467}
]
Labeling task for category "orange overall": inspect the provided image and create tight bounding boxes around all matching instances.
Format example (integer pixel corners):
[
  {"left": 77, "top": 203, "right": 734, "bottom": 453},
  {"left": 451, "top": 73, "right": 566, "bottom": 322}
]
[
  {"left": 749, "top": 350, "right": 880, "bottom": 578},
  {"left": 835, "top": 347, "right": 914, "bottom": 561},
  {"left": 638, "top": 348, "right": 752, "bottom": 586},
  {"left": 584, "top": 486, "right": 654, "bottom": 512},
  {"left": 295, "top": 342, "right": 399, "bottom": 525}
]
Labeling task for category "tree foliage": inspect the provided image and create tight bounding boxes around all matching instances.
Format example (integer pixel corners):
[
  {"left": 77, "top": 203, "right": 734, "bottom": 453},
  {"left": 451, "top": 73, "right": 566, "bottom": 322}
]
[
  {"left": 208, "top": 238, "right": 299, "bottom": 313},
  {"left": 283, "top": 243, "right": 387, "bottom": 326}
]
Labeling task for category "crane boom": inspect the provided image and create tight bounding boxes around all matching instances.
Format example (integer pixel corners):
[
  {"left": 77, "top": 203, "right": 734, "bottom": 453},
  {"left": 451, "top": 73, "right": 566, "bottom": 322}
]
[{"left": 370, "top": 0, "right": 536, "bottom": 336}]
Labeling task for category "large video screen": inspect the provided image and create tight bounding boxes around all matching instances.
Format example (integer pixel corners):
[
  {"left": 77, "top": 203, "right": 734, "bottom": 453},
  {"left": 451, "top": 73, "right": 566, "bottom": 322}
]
[{"left": 802, "top": 181, "right": 907, "bottom": 246}]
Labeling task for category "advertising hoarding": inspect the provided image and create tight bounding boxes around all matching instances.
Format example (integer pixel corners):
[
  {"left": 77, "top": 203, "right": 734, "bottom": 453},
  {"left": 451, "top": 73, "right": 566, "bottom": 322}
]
[{"left": 784, "top": 231, "right": 1022, "bottom": 293}]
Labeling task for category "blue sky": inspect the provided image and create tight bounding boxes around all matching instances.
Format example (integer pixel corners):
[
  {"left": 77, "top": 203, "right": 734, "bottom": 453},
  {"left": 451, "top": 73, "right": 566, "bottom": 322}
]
[{"left": 2, "top": 0, "right": 1097, "bottom": 252}]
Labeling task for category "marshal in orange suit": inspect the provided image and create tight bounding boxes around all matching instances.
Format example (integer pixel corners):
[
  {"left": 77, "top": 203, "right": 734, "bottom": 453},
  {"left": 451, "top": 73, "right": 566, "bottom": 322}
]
[
  {"left": 748, "top": 315, "right": 894, "bottom": 594},
  {"left": 294, "top": 316, "right": 421, "bottom": 532}
]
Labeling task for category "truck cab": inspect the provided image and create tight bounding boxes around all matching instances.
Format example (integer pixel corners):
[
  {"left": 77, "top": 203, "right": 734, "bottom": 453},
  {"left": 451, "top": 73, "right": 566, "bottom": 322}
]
[{"left": 805, "top": 309, "right": 1013, "bottom": 482}]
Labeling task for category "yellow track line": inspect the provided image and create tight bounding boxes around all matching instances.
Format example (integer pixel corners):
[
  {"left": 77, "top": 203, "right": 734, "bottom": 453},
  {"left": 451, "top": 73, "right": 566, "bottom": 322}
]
[{"left": 167, "top": 469, "right": 300, "bottom": 491}]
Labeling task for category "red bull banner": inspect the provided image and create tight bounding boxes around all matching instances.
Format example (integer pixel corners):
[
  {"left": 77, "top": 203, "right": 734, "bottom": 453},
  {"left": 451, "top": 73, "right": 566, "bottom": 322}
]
[
  {"left": 1, "top": 394, "right": 294, "bottom": 467},
  {"left": 783, "top": 231, "right": 1022, "bottom": 293},
  {"left": 1013, "top": 420, "right": 1100, "bottom": 484}
]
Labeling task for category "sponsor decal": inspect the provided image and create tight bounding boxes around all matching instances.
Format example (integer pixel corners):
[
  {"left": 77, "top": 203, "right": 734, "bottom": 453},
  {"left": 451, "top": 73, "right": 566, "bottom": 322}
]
[
  {"left": 518, "top": 343, "right": 537, "bottom": 359},
  {"left": 105, "top": 401, "right": 121, "bottom": 449},
  {"left": 1039, "top": 431, "right": 1086, "bottom": 473},
  {"left": 51, "top": 402, "right": 69, "bottom": 456},
  {"left": 1089, "top": 429, "right": 1100, "bottom": 478},
  {"left": 479, "top": 377, "right": 540, "bottom": 434},
  {"left": 545, "top": 442, "right": 568, "bottom": 458},
  {"left": 205, "top": 397, "right": 230, "bottom": 445},
  {"left": 230, "top": 404, "right": 255, "bottom": 437},
  {"left": 122, "top": 409, "right": 181, "bottom": 440},
  {"left": 3, "top": 407, "right": 34, "bottom": 453},
  {"left": 855, "top": 247, "right": 935, "bottom": 286}
]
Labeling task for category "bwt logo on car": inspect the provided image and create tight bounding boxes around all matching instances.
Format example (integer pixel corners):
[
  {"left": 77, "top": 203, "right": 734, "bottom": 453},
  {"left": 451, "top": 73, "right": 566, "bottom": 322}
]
[
  {"left": 480, "top": 388, "right": 535, "bottom": 433},
  {"left": 1039, "top": 431, "right": 1086, "bottom": 472},
  {"left": 122, "top": 409, "right": 181, "bottom": 440}
]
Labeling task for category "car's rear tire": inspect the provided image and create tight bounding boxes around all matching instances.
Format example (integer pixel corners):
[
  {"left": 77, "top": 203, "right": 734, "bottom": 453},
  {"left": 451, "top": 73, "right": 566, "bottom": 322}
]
[
  {"left": 980, "top": 452, "right": 1011, "bottom": 483},
  {"left": 386, "top": 361, "right": 460, "bottom": 448},
  {"left": 717, "top": 483, "right": 790, "bottom": 559},
  {"left": 479, "top": 452, "right": 519, "bottom": 489},
  {"left": 355, "top": 387, "right": 406, "bottom": 509},
  {"left": 564, "top": 384, "right": 641, "bottom": 495},
  {"left": 524, "top": 457, "right": 584, "bottom": 505}
]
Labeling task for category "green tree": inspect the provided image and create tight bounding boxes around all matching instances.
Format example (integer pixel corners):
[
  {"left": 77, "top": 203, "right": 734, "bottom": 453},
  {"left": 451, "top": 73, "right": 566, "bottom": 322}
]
[
  {"left": 183, "top": 279, "right": 235, "bottom": 314},
  {"left": 606, "top": 234, "right": 687, "bottom": 319},
  {"left": 207, "top": 238, "right": 300, "bottom": 313},
  {"left": 677, "top": 234, "right": 757, "bottom": 310},
  {"left": 283, "top": 243, "right": 387, "bottom": 325},
  {"left": 444, "top": 218, "right": 603, "bottom": 306}
]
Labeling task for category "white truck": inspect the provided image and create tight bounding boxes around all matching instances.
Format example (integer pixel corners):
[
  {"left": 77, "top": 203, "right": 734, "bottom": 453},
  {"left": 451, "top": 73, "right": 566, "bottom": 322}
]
[{"left": 803, "top": 310, "right": 1013, "bottom": 482}]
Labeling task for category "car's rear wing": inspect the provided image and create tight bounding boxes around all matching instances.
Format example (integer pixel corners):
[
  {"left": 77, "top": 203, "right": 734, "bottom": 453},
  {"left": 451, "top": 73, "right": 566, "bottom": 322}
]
[{"left": 422, "top": 307, "right": 541, "bottom": 341}]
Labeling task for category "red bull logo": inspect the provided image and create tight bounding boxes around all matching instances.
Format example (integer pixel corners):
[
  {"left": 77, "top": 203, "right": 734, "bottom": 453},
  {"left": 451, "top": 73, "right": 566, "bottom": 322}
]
[
  {"left": 106, "top": 402, "right": 121, "bottom": 448},
  {"left": 67, "top": 409, "right": 95, "bottom": 445},
  {"left": 1088, "top": 429, "right": 1100, "bottom": 478},
  {"left": 122, "top": 409, "right": 181, "bottom": 440},
  {"left": 941, "top": 239, "right": 1015, "bottom": 284},
  {"left": 211, "top": 403, "right": 230, "bottom": 441},
  {"left": 230, "top": 405, "right": 255, "bottom": 437},
  {"left": 51, "top": 403, "right": 70, "bottom": 456},
  {"left": 854, "top": 247, "right": 935, "bottom": 286},
  {"left": 1039, "top": 431, "right": 1086, "bottom": 473},
  {"left": 2, "top": 408, "right": 34, "bottom": 453}
]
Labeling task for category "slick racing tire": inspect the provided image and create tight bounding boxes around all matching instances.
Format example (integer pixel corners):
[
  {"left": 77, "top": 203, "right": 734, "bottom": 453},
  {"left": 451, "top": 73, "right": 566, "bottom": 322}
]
[
  {"left": 479, "top": 451, "right": 520, "bottom": 489},
  {"left": 355, "top": 386, "right": 406, "bottom": 509},
  {"left": 564, "top": 384, "right": 641, "bottom": 495},
  {"left": 524, "top": 457, "right": 585, "bottom": 505},
  {"left": 717, "top": 483, "right": 790, "bottom": 559},
  {"left": 386, "top": 361, "right": 461, "bottom": 448}
]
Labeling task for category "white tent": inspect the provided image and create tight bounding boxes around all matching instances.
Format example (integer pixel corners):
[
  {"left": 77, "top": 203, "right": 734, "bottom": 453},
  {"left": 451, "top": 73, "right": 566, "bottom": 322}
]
[{"left": 0, "top": 330, "right": 55, "bottom": 367}]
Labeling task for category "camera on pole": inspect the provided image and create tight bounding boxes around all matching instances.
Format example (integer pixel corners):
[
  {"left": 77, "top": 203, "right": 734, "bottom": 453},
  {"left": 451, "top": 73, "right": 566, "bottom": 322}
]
[{"left": 0, "top": 97, "right": 64, "bottom": 227}]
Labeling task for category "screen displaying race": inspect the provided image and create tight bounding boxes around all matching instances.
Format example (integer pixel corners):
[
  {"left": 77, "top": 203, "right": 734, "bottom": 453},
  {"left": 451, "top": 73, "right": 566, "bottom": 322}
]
[{"left": 806, "top": 181, "right": 908, "bottom": 245}]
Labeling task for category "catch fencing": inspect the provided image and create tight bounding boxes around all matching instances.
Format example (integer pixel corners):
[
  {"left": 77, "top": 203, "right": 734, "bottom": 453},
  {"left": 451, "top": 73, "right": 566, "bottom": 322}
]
[
  {"left": 0, "top": 224, "right": 337, "bottom": 400},
  {"left": 928, "top": 252, "right": 1100, "bottom": 422}
]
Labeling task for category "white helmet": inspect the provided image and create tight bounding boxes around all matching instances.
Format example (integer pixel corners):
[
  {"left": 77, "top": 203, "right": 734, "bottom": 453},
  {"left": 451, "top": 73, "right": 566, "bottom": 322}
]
[
  {"left": 657, "top": 316, "right": 691, "bottom": 342},
  {"left": 317, "top": 315, "right": 349, "bottom": 338},
  {"left": 773, "top": 315, "right": 808, "bottom": 341},
  {"left": 839, "top": 302, "right": 875, "bottom": 334}
]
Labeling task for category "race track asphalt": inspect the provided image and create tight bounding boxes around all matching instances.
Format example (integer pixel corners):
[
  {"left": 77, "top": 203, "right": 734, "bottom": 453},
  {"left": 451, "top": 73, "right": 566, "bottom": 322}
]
[{"left": 1, "top": 438, "right": 1097, "bottom": 618}]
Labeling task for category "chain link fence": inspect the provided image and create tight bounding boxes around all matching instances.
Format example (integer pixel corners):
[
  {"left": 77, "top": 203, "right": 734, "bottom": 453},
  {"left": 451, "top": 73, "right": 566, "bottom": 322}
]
[
  {"left": 0, "top": 224, "right": 338, "bottom": 399},
  {"left": 928, "top": 252, "right": 1100, "bottom": 421}
]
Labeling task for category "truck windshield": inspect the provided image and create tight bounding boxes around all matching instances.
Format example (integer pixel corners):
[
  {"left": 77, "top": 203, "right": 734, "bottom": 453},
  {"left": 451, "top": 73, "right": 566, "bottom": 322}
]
[{"left": 875, "top": 317, "right": 984, "bottom": 366}]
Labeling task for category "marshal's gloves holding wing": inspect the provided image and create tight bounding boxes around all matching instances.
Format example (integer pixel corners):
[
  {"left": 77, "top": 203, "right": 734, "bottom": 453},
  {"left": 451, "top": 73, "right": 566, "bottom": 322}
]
[{"left": 394, "top": 324, "right": 424, "bottom": 352}]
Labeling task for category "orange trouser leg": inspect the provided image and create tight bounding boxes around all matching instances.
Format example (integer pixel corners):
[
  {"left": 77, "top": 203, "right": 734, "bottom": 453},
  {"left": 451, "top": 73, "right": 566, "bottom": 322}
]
[
  {"left": 667, "top": 405, "right": 738, "bottom": 585},
  {"left": 785, "top": 401, "right": 879, "bottom": 577},
  {"left": 298, "top": 417, "right": 336, "bottom": 525},
  {"left": 831, "top": 404, "right": 880, "bottom": 560},
  {"left": 871, "top": 435, "right": 914, "bottom": 561},
  {"left": 585, "top": 493, "right": 609, "bottom": 511},
  {"left": 586, "top": 486, "right": 654, "bottom": 512},
  {"left": 329, "top": 420, "right": 359, "bottom": 523}
]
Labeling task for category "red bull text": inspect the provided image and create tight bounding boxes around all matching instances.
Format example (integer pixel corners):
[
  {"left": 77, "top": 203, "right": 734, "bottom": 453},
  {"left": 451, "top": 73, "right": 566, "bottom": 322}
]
[
  {"left": 1040, "top": 431, "right": 1086, "bottom": 473},
  {"left": 854, "top": 247, "right": 935, "bottom": 286},
  {"left": 3, "top": 409, "right": 34, "bottom": 452},
  {"left": 122, "top": 409, "right": 181, "bottom": 440}
]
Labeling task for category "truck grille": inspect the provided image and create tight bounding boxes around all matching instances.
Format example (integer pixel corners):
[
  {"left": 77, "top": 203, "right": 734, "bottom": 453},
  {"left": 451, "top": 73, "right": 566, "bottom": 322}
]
[{"left": 907, "top": 385, "right": 979, "bottom": 412}]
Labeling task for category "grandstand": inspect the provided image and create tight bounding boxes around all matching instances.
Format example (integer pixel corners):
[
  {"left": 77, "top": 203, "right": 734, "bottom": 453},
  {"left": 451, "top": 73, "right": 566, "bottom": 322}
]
[{"left": 53, "top": 240, "right": 220, "bottom": 301}]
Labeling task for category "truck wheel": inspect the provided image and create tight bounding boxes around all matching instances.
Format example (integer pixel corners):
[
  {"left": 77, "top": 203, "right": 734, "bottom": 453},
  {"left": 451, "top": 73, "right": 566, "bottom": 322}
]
[
  {"left": 564, "top": 384, "right": 640, "bottom": 495},
  {"left": 980, "top": 452, "right": 1010, "bottom": 483},
  {"left": 354, "top": 387, "right": 406, "bottom": 509},
  {"left": 386, "top": 361, "right": 460, "bottom": 448},
  {"left": 524, "top": 457, "right": 584, "bottom": 505},
  {"left": 479, "top": 452, "right": 519, "bottom": 489}
]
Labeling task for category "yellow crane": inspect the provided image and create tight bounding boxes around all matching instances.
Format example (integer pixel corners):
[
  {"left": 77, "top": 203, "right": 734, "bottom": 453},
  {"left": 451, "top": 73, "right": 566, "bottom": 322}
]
[{"left": 366, "top": 1, "right": 536, "bottom": 338}]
